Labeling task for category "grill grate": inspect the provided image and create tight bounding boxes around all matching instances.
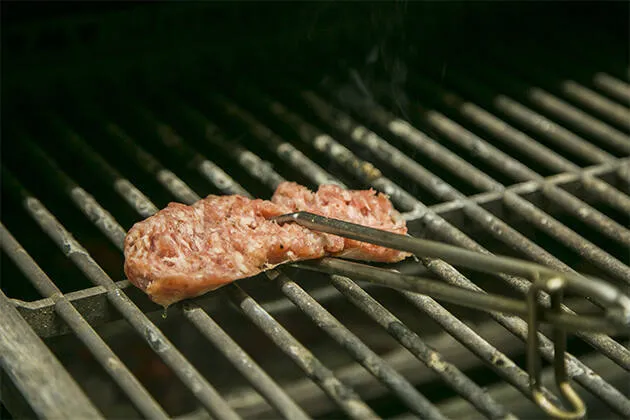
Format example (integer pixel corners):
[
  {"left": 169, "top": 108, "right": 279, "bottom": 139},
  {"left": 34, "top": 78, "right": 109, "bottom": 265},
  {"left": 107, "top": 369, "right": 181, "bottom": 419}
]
[{"left": 2, "top": 3, "right": 629, "bottom": 419}]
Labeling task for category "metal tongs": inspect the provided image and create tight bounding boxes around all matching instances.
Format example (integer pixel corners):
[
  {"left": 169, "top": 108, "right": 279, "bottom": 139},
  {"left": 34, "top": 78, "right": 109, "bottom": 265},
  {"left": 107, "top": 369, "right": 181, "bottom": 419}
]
[{"left": 273, "top": 212, "right": 630, "bottom": 420}]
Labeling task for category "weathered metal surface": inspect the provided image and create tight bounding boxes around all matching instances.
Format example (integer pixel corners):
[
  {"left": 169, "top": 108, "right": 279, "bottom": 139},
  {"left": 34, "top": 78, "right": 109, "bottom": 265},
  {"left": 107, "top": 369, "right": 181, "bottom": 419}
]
[
  {"left": 3, "top": 168, "right": 241, "bottom": 420},
  {"left": 0, "top": 289, "right": 104, "bottom": 419},
  {"left": 3, "top": 34, "right": 629, "bottom": 418},
  {"left": 1, "top": 224, "right": 169, "bottom": 419},
  {"left": 328, "top": 274, "right": 515, "bottom": 419},
  {"left": 183, "top": 302, "right": 311, "bottom": 420},
  {"left": 295, "top": 91, "right": 630, "bottom": 364},
  {"left": 38, "top": 121, "right": 376, "bottom": 419},
  {"left": 593, "top": 72, "right": 630, "bottom": 104},
  {"left": 253, "top": 91, "right": 630, "bottom": 415},
  {"left": 275, "top": 273, "right": 447, "bottom": 420}
]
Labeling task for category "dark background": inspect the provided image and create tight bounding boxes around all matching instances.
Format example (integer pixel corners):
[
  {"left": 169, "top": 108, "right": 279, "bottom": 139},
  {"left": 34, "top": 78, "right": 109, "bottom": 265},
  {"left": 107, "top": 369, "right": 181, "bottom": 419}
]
[{"left": 2, "top": 1, "right": 628, "bottom": 96}]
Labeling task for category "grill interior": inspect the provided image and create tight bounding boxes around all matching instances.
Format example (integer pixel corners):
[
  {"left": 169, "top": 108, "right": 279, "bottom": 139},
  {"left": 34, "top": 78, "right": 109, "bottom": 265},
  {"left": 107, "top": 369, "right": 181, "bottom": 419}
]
[{"left": 1, "top": 2, "right": 629, "bottom": 419}]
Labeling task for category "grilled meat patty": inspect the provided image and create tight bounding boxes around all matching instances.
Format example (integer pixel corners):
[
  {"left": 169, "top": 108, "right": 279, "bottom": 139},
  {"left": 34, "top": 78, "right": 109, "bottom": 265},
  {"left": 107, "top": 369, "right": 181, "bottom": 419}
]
[{"left": 124, "top": 182, "right": 409, "bottom": 306}]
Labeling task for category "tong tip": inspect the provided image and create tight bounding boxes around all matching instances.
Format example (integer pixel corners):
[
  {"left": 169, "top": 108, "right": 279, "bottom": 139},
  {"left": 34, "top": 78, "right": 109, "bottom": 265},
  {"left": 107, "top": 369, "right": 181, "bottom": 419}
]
[{"left": 271, "top": 212, "right": 304, "bottom": 225}]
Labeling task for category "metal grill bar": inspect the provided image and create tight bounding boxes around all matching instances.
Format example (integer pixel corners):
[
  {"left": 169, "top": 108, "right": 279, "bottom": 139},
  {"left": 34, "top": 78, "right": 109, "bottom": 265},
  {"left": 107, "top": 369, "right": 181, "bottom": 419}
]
[
  {"left": 315, "top": 90, "right": 630, "bottom": 287},
  {"left": 397, "top": 286, "right": 554, "bottom": 404},
  {"left": 460, "top": 64, "right": 623, "bottom": 163},
  {"left": 372, "top": 76, "right": 630, "bottom": 241},
  {"left": 426, "top": 89, "right": 582, "bottom": 173},
  {"left": 482, "top": 43, "right": 630, "bottom": 155},
  {"left": 11, "top": 121, "right": 310, "bottom": 420},
  {"left": 405, "top": 74, "right": 630, "bottom": 215},
  {"left": 294, "top": 91, "right": 630, "bottom": 367},
  {"left": 593, "top": 73, "right": 630, "bottom": 104},
  {"left": 552, "top": 80, "right": 629, "bottom": 131},
  {"left": 180, "top": 90, "right": 423, "bottom": 214},
  {"left": 265, "top": 91, "right": 630, "bottom": 358},
  {"left": 427, "top": 161, "right": 630, "bottom": 219},
  {"left": 112, "top": 101, "right": 271, "bottom": 196},
  {"left": 8, "top": 162, "right": 623, "bottom": 336},
  {"left": 327, "top": 272, "right": 537, "bottom": 414},
  {"left": 0, "top": 224, "right": 169, "bottom": 419},
  {"left": 39, "top": 110, "right": 376, "bottom": 420},
  {"left": 404, "top": 102, "right": 630, "bottom": 254},
  {"left": 432, "top": 349, "right": 628, "bottom": 420},
  {"left": 525, "top": 91, "right": 628, "bottom": 154},
  {"left": 109, "top": 103, "right": 451, "bottom": 419},
  {"left": 224, "top": 284, "right": 378, "bottom": 419},
  {"left": 415, "top": 256, "right": 630, "bottom": 417},
  {"left": 407, "top": 76, "right": 630, "bottom": 239},
  {"left": 210, "top": 90, "right": 630, "bottom": 415},
  {"left": 474, "top": 58, "right": 630, "bottom": 155},
  {"left": 152, "top": 94, "right": 584, "bottom": 410},
  {"left": 0, "top": 168, "right": 242, "bottom": 420},
  {"left": 64, "top": 88, "right": 245, "bottom": 200},
  {"left": 168, "top": 97, "right": 576, "bottom": 414},
  {"left": 290, "top": 258, "right": 625, "bottom": 334},
  {"left": 183, "top": 101, "right": 404, "bottom": 203},
  {"left": 44, "top": 113, "right": 159, "bottom": 219},
  {"left": 106, "top": 122, "right": 249, "bottom": 198},
  {"left": 96, "top": 90, "right": 539, "bottom": 417},
  {"left": 273, "top": 274, "right": 447, "bottom": 419},
  {"left": 181, "top": 304, "right": 311, "bottom": 420},
  {"left": 119, "top": 97, "right": 289, "bottom": 195},
  {"left": 213, "top": 95, "right": 343, "bottom": 187},
  {"left": 106, "top": 123, "right": 202, "bottom": 205},
  {"left": 3, "top": 73, "right": 626, "bottom": 419},
  {"left": 0, "top": 285, "right": 103, "bottom": 419},
  {"left": 403, "top": 105, "right": 630, "bottom": 280},
  {"left": 94, "top": 113, "right": 422, "bottom": 419},
  {"left": 446, "top": 68, "right": 616, "bottom": 165},
  {"left": 11, "top": 129, "right": 128, "bottom": 249}
]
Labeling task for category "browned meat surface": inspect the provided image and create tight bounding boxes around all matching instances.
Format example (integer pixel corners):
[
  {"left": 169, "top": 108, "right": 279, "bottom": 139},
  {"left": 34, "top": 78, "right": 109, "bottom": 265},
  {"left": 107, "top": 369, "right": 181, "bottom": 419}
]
[{"left": 124, "top": 182, "right": 409, "bottom": 306}]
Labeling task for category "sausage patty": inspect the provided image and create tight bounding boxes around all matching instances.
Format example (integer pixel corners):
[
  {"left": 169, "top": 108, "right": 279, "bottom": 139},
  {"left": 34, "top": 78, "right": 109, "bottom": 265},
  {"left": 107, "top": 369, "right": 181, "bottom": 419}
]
[{"left": 124, "top": 182, "right": 409, "bottom": 306}]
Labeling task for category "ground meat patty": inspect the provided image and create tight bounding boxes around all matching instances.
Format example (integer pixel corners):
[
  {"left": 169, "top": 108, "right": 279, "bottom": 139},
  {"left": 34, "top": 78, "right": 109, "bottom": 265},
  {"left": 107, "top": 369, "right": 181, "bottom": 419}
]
[{"left": 124, "top": 182, "right": 409, "bottom": 306}]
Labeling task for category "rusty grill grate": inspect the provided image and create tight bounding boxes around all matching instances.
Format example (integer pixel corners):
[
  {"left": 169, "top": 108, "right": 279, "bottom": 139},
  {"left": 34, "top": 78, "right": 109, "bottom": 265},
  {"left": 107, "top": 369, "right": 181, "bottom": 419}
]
[{"left": 1, "top": 3, "right": 629, "bottom": 419}]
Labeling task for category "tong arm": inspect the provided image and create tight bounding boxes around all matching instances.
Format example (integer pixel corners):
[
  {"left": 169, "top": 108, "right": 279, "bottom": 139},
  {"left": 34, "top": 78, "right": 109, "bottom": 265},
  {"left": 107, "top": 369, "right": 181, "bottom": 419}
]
[
  {"left": 290, "top": 258, "right": 629, "bottom": 334},
  {"left": 273, "top": 211, "right": 630, "bottom": 323}
]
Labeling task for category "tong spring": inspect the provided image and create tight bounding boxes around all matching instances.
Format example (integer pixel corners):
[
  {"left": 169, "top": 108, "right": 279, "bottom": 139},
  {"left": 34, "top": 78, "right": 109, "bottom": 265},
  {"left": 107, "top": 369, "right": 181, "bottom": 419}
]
[{"left": 274, "top": 211, "right": 630, "bottom": 419}]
